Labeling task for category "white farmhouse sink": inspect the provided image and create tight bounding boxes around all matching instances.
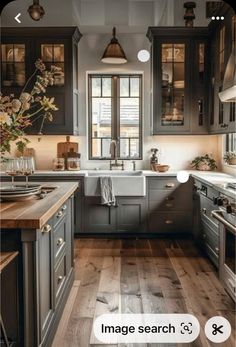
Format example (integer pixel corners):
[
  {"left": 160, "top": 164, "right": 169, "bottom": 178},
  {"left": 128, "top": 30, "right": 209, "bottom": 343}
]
[{"left": 84, "top": 170, "right": 146, "bottom": 196}]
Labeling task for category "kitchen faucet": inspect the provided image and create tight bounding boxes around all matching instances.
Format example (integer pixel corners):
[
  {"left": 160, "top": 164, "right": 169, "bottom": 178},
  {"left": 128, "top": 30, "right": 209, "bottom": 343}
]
[{"left": 109, "top": 139, "right": 124, "bottom": 170}]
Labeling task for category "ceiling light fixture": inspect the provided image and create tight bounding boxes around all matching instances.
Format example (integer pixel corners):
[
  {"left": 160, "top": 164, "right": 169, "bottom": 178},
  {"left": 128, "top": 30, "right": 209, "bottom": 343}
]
[
  {"left": 101, "top": 27, "right": 127, "bottom": 64},
  {"left": 28, "top": 0, "right": 45, "bottom": 21}
]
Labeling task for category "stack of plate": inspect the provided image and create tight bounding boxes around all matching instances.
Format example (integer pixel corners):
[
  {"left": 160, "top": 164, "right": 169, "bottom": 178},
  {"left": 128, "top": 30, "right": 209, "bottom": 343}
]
[{"left": 0, "top": 184, "right": 42, "bottom": 202}]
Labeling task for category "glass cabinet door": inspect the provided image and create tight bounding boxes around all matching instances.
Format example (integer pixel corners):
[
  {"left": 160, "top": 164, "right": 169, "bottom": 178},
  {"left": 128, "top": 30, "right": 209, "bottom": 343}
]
[
  {"left": 161, "top": 43, "right": 185, "bottom": 126},
  {"left": 41, "top": 44, "right": 65, "bottom": 86},
  {"left": 1, "top": 44, "right": 25, "bottom": 87}
]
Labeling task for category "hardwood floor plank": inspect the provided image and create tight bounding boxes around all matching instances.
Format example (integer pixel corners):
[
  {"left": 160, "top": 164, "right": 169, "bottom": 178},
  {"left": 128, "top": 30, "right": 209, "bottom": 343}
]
[{"left": 52, "top": 238, "right": 235, "bottom": 347}]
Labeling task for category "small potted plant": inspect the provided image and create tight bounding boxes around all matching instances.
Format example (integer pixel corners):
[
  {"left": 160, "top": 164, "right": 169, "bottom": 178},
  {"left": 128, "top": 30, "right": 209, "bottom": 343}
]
[
  {"left": 190, "top": 154, "right": 217, "bottom": 171},
  {"left": 223, "top": 151, "right": 236, "bottom": 165}
]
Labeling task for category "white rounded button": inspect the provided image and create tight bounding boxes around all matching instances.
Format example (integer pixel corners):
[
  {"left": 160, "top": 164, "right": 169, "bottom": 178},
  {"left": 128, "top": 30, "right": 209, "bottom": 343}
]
[{"left": 204, "top": 316, "right": 231, "bottom": 343}]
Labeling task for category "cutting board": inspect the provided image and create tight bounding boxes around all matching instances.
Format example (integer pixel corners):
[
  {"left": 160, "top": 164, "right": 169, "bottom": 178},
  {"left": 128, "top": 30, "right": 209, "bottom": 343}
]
[{"left": 57, "top": 136, "right": 78, "bottom": 158}]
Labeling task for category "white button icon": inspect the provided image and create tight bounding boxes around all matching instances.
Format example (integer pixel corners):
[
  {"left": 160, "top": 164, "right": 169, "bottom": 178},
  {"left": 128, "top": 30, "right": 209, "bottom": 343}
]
[
  {"left": 15, "top": 13, "right": 21, "bottom": 23},
  {"left": 205, "top": 316, "right": 231, "bottom": 343}
]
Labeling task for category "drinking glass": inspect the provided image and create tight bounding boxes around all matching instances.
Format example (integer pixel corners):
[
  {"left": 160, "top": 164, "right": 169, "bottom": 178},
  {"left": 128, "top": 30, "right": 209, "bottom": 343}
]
[
  {"left": 5, "top": 158, "right": 20, "bottom": 188},
  {"left": 20, "top": 157, "right": 35, "bottom": 187}
]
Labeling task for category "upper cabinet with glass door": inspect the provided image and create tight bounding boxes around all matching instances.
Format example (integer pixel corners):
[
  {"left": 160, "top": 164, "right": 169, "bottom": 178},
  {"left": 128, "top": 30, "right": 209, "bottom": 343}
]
[
  {"left": 209, "top": 4, "right": 236, "bottom": 134},
  {"left": 1, "top": 44, "right": 26, "bottom": 88},
  {"left": 1, "top": 27, "right": 82, "bottom": 135},
  {"left": 147, "top": 27, "right": 209, "bottom": 135}
]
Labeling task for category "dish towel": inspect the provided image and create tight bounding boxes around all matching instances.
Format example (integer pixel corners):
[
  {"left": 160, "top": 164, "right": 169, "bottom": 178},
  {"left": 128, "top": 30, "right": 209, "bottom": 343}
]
[{"left": 100, "top": 176, "right": 116, "bottom": 206}]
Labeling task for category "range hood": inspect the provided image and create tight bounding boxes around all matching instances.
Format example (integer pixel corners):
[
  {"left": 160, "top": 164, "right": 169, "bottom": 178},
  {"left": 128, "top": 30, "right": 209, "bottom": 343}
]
[{"left": 219, "top": 50, "right": 236, "bottom": 102}]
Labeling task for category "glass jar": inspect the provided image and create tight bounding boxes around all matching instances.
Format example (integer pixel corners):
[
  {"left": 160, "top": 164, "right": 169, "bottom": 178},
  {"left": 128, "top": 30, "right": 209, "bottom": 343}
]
[
  {"left": 67, "top": 158, "right": 80, "bottom": 171},
  {"left": 53, "top": 158, "right": 65, "bottom": 171}
]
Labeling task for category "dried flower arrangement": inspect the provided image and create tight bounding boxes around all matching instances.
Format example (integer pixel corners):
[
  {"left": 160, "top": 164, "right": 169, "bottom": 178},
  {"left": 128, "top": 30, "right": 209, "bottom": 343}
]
[{"left": 0, "top": 59, "right": 62, "bottom": 156}]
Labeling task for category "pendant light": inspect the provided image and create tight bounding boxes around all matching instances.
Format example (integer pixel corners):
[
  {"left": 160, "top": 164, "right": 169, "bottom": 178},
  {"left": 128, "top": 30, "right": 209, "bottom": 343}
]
[
  {"left": 101, "top": 27, "right": 127, "bottom": 64},
  {"left": 28, "top": 0, "right": 45, "bottom": 21}
]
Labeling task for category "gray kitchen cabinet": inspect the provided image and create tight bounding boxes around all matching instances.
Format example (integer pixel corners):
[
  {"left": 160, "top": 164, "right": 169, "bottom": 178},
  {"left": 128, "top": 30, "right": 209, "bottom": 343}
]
[
  {"left": 83, "top": 196, "right": 147, "bottom": 233},
  {"left": 83, "top": 197, "right": 117, "bottom": 233},
  {"left": 0, "top": 195, "right": 75, "bottom": 347},
  {"left": 37, "top": 217, "right": 54, "bottom": 343},
  {"left": 147, "top": 27, "right": 209, "bottom": 135},
  {"left": 1, "top": 27, "right": 82, "bottom": 135},
  {"left": 116, "top": 198, "right": 147, "bottom": 232},
  {"left": 147, "top": 177, "right": 193, "bottom": 234},
  {"left": 193, "top": 178, "right": 220, "bottom": 268},
  {"left": 209, "top": 5, "right": 235, "bottom": 134}
]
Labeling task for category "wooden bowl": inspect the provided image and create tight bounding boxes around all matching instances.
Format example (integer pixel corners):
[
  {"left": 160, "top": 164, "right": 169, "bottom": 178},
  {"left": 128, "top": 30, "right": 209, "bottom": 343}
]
[{"left": 156, "top": 164, "right": 170, "bottom": 172}]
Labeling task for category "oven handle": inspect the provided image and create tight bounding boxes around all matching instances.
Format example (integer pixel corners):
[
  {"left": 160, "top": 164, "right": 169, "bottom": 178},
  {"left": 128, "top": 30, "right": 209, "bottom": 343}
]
[{"left": 212, "top": 210, "right": 236, "bottom": 234}]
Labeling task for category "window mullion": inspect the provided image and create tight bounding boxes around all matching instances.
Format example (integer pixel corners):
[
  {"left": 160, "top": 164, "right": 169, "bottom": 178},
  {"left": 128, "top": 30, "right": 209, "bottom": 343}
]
[{"left": 116, "top": 76, "right": 121, "bottom": 158}]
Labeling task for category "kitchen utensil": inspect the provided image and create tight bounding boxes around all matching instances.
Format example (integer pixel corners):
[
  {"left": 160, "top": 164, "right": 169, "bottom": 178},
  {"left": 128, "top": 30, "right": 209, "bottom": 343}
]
[{"left": 57, "top": 136, "right": 78, "bottom": 158}]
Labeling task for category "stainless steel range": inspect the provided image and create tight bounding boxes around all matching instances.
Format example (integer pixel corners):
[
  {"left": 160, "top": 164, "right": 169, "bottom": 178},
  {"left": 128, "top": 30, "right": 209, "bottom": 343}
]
[{"left": 212, "top": 192, "right": 236, "bottom": 302}]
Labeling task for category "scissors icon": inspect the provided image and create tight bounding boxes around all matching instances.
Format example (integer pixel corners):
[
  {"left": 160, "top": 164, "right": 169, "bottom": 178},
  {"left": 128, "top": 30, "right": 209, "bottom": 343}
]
[{"left": 212, "top": 324, "right": 224, "bottom": 335}]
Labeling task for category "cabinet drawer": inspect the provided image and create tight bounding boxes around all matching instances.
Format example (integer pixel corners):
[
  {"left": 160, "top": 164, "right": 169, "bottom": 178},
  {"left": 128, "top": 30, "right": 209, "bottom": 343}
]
[
  {"left": 53, "top": 202, "right": 68, "bottom": 228},
  {"left": 200, "top": 195, "right": 219, "bottom": 227},
  {"left": 148, "top": 178, "right": 179, "bottom": 190},
  {"left": 201, "top": 219, "right": 219, "bottom": 254},
  {"left": 148, "top": 212, "right": 192, "bottom": 233},
  {"left": 149, "top": 191, "right": 192, "bottom": 211},
  {"left": 53, "top": 219, "right": 66, "bottom": 265},
  {"left": 54, "top": 253, "right": 67, "bottom": 307}
]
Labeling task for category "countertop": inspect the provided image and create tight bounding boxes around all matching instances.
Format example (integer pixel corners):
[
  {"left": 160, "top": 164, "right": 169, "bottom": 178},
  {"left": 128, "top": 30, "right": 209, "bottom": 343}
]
[{"left": 0, "top": 181, "right": 78, "bottom": 229}]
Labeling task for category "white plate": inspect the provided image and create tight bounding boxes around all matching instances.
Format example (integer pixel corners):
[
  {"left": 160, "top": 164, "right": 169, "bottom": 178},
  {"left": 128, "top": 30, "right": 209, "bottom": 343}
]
[{"left": 0, "top": 190, "right": 40, "bottom": 201}]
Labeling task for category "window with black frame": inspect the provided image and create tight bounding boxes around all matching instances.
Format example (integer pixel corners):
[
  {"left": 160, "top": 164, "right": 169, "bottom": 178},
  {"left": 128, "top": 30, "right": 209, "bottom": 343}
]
[{"left": 88, "top": 74, "right": 142, "bottom": 160}]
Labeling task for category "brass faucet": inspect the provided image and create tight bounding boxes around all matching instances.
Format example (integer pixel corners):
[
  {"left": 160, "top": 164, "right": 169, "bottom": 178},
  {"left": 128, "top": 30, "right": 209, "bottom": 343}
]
[{"left": 109, "top": 139, "right": 124, "bottom": 170}]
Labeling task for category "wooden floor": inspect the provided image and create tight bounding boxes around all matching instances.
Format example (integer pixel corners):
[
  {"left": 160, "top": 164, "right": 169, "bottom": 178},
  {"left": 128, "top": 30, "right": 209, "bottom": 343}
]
[{"left": 52, "top": 238, "right": 235, "bottom": 347}]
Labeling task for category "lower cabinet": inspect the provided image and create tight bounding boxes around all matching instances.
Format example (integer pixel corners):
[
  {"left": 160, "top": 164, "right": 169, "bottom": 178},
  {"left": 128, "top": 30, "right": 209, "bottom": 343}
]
[
  {"left": 83, "top": 197, "right": 117, "bottom": 233},
  {"left": 193, "top": 178, "right": 220, "bottom": 268},
  {"left": 147, "top": 177, "right": 193, "bottom": 234},
  {"left": 21, "top": 195, "right": 74, "bottom": 347},
  {"left": 83, "top": 197, "right": 147, "bottom": 233}
]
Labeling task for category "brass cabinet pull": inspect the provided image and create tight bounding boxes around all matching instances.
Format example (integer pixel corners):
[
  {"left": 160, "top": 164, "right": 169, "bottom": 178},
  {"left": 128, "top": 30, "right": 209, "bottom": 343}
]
[
  {"left": 58, "top": 275, "right": 63, "bottom": 283},
  {"left": 42, "top": 224, "right": 51, "bottom": 233},
  {"left": 165, "top": 220, "right": 173, "bottom": 224},
  {"left": 165, "top": 203, "right": 174, "bottom": 208},
  {"left": 165, "top": 196, "right": 174, "bottom": 201},
  {"left": 57, "top": 238, "right": 64, "bottom": 246},
  {"left": 165, "top": 183, "right": 175, "bottom": 188},
  {"left": 57, "top": 211, "right": 63, "bottom": 218},
  {"left": 202, "top": 208, "right": 207, "bottom": 214},
  {"left": 62, "top": 205, "right": 67, "bottom": 211},
  {"left": 215, "top": 247, "right": 219, "bottom": 254}
]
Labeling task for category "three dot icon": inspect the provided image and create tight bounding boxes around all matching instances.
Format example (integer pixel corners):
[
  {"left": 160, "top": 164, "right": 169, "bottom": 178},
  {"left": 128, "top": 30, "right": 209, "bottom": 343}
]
[{"left": 211, "top": 16, "right": 224, "bottom": 21}]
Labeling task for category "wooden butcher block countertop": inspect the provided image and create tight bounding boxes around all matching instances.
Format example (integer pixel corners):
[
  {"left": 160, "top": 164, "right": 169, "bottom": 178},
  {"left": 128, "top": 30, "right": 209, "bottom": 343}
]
[{"left": 0, "top": 182, "right": 78, "bottom": 229}]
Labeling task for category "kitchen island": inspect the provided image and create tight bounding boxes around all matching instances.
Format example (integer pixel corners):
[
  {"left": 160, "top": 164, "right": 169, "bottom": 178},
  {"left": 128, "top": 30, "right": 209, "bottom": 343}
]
[{"left": 0, "top": 181, "right": 78, "bottom": 347}]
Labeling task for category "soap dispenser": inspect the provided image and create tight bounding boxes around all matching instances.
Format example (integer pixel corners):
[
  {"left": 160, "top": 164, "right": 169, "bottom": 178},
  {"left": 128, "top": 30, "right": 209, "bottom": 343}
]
[{"left": 150, "top": 148, "right": 159, "bottom": 171}]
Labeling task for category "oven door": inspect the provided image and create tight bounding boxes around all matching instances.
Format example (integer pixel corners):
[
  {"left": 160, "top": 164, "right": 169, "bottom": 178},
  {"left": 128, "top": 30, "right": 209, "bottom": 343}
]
[{"left": 212, "top": 210, "right": 236, "bottom": 302}]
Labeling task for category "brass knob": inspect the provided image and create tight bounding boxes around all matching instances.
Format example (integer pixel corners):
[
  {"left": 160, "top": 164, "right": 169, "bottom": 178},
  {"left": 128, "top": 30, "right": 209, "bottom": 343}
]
[
  {"left": 57, "top": 238, "right": 64, "bottom": 246},
  {"left": 215, "top": 247, "right": 219, "bottom": 254},
  {"left": 202, "top": 208, "right": 207, "bottom": 214},
  {"left": 57, "top": 211, "right": 63, "bottom": 218},
  {"left": 58, "top": 275, "right": 63, "bottom": 283},
  {"left": 165, "top": 183, "right": 175, "bottom": 188},
  {"left": 42, "top": 224, "right": 51, "bottom": 233},
  {"left": 165, "top": 220, "right": 173, "bottom": 224},
  {"left": 165, "top": 203, "right": 174, "bottom": 207}
]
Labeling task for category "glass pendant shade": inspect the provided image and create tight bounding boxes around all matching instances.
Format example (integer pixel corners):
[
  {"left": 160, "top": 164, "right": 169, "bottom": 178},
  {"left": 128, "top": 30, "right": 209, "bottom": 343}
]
[
  {"left": 101, "top": 27, "right": 127, "bottom": 64},
  {"left": 28, "top": 0, "right": 45, "bottom": 21}
]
